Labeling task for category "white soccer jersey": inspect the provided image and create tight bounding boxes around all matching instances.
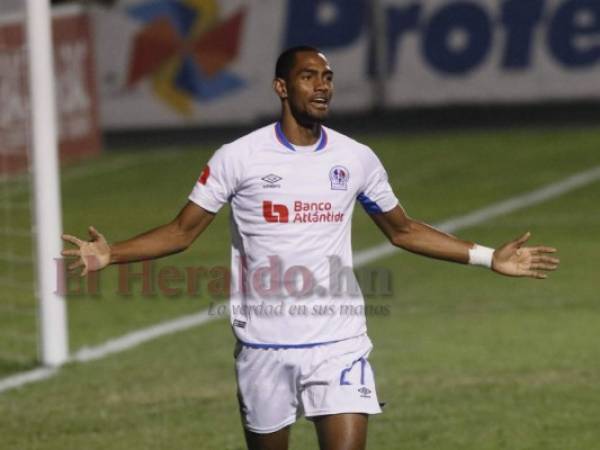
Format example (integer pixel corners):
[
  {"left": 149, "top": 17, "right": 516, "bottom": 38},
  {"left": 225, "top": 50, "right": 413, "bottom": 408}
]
[{"left": 189, "top": 122, "right": 399, "bottom": 346}]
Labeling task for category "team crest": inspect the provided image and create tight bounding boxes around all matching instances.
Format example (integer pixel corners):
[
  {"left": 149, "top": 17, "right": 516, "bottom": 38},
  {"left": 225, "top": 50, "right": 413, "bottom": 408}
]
[{"left": 329, "top": 166, "right": 349, "bottom": 190}]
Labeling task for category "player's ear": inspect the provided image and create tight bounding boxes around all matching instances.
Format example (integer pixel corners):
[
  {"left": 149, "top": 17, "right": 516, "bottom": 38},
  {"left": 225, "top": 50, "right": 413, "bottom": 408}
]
[{"left": 273, "top": 78, "right": 288, "bottom": 99}]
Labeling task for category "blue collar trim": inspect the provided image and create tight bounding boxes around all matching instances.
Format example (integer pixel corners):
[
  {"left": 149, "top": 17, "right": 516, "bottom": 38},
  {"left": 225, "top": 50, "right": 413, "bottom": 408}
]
[
  {"left": 274, "top": 122, "right": 328, "bottom": 152},
  {"left": 316, "top": 126, "right": 328, "bottom": 151}
]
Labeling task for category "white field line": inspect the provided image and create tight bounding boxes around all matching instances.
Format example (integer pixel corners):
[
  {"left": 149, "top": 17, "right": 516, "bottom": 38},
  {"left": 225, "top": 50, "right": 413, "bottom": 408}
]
[
  {"left": 1, "top": 165, "right": 600, "bottom": 394},
  {"left": 0, "top": 367, "right": 58, "bottom": 393},
  {"left": 71, "top": 307, "right": 220, "bottom": 363}
]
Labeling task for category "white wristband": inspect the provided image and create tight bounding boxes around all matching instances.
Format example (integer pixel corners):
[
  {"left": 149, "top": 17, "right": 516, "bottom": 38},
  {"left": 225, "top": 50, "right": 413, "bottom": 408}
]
[{"left": 468, "top": 244, "right": 494, "bottom": 268}]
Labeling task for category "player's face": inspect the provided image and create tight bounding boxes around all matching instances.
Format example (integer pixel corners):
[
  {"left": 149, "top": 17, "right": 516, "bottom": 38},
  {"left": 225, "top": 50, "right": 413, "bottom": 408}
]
[{"left": 284, "top": 52, "right": 334, "bottom": 124}]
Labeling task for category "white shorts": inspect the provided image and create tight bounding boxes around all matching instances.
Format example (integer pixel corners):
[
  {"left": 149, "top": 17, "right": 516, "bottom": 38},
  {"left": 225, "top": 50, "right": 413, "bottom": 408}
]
[{"left": 234, "top": 334, "right": 382, "bottom": 434}]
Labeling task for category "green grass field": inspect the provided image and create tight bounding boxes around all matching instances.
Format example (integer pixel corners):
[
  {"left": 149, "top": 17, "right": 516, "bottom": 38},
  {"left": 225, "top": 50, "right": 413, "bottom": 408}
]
[{"left": 1, "top": 126, "right": 599, "bottom": 449}]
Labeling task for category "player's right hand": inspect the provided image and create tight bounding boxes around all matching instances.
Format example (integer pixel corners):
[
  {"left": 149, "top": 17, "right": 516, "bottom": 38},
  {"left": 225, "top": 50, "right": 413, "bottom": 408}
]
[{"left": 61, "top": 226, "right": 111, "bottom": 276}]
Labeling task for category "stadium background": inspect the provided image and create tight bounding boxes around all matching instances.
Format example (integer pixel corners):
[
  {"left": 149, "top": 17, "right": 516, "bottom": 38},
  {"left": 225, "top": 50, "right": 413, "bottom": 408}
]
[{"left": 1, "top": 1, "right": 599, "bottom": 449}]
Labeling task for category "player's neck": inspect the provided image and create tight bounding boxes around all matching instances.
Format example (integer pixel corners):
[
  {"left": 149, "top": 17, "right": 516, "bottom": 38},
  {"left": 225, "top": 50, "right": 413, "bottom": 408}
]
[{"left": 279, "top": 116, "right": 321, "bottom": 146}]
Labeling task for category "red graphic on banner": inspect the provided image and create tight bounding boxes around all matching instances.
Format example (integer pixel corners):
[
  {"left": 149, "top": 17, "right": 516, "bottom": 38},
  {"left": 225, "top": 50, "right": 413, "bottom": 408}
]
[{"left": 0, "top": 11, "right": 101, "bottom": 174}]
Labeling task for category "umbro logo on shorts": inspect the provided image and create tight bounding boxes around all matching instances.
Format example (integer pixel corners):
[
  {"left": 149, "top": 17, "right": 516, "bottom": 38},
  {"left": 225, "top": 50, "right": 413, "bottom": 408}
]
[{"left": 358, "top": 387, "right": 372, "bottom": 398}]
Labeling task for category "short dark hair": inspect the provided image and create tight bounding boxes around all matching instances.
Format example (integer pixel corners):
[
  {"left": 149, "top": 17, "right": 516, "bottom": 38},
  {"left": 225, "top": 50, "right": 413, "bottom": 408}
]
[{"left": 275, "top": 45, "right": 321, "bottom": 80}]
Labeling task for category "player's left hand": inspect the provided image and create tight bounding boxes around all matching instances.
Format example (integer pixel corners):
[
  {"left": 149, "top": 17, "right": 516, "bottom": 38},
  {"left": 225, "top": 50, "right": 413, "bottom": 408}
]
[{"left": 492, "top": 232, "right": 559, "bottom": 279}]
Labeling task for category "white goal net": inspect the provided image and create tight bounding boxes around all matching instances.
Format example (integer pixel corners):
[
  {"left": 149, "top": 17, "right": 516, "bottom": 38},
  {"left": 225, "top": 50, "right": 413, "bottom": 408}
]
[
  {"left": 0, "top": 1, "right": 77, "bottom": 375},
  {"left": 0, "top": 12, "right": 39, "bottom": 374}
]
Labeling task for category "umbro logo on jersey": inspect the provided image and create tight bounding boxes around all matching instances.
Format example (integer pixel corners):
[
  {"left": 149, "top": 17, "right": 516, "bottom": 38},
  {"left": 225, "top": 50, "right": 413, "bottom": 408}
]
[
  {"left": 358, "top": 387, "right": 372, "bottom": 398},
  {"left": 330, "top": 166, "right": 349, "bottom": 190},
  {"left": 261, "top": 174, "right": 282, "bottom": 189},
  {"left": 263, "top": 201, "right": 289, "bottom": 223},
  {"left": 262, "top": 174, "right": 282, "bottom": 184}
]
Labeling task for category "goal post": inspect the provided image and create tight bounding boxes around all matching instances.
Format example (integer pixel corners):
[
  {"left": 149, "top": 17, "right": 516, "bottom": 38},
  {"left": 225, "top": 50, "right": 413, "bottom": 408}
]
[{"left": 26, "top": 0, "right": 68, "bottom": 366}]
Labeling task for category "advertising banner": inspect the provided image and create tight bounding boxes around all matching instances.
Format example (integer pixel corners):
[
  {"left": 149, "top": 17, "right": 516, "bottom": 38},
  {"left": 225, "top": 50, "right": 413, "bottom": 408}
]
[
  {"left": 94, "top": 0, "right": 600, "bottom": 129},
  {"left": 93, "top": 0, "right": 373, "bottom": 129},
  {"left": 285, "top": 0, "right": 600, "bottom": 107},
  {"left": 0, "top": 6, "right": 101, "bottom": 173},
  {"left": 94, "top": 0, "right": 281, "bottom": 129}
]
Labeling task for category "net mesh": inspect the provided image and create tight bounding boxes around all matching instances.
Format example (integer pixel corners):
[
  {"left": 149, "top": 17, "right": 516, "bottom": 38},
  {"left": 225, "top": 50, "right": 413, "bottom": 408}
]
[{"left": 0, "top": 19, "right": 39, "bottom": 374}]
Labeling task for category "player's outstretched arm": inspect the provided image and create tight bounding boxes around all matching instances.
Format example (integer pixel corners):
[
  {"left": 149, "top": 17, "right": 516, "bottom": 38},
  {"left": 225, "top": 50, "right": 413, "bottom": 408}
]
[
  {"left": 369, "top": 205, "right": 559, "bottom": 279},
  {"left": 61, "top": 201, "right": 215, "bottom": 276}
]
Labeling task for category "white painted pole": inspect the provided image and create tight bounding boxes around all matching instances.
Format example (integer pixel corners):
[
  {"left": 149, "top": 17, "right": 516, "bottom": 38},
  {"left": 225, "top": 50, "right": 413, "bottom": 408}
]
[{"left": 26, "top": 0, "right": 68, "bottom": 366}]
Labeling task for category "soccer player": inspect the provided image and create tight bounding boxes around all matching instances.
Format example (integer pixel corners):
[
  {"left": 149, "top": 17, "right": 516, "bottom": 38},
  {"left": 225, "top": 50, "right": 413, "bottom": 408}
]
[{"left": 62, "top": 46, "right": 559, "bottom": 450}]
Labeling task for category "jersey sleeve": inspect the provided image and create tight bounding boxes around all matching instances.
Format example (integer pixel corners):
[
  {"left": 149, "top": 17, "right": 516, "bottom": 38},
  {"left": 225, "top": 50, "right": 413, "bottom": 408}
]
[
  {"left": 188, "top": 145, "right": 239, "bottom": 213},
  {"left": 357, "top": 146, "right": 399, "bottom": 214}
]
